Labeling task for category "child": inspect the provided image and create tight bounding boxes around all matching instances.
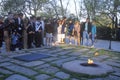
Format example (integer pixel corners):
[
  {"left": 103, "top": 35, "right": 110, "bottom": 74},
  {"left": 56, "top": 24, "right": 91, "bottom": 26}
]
[{"left": 11, "top": 31, "right": 20, "bottom": 51}]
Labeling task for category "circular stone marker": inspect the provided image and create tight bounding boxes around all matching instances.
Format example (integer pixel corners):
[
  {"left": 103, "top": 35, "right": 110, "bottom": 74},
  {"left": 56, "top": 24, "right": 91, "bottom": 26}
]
[{"left": 62, "top": 60, "right": 113, "bottom": 76}]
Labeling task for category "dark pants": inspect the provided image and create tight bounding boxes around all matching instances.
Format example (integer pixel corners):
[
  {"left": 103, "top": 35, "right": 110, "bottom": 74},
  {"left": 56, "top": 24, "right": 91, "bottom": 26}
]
[
  {"left": 18, "top": 30, "right": 23, "bottom": 49},
  {"left": 0, "top": 37, "right": 3, "bottom": 47},
  {"left": 35, "top": 32, "right": 42, "bottom": 47},
  {"left": 27, "top": 34, "right": 34, "bottom": 48},
  {"left": 0, "top": 30, "right": 3, "bottom": 47},
  {"left": 11, "top": 44, "right": 16, "bottom": 51}
]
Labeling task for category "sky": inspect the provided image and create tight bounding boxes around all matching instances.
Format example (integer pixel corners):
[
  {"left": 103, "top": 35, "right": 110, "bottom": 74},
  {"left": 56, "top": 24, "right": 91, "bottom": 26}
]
[
  {"left": 62, "top": 0, "right": 86, "bottom": 21},
  {"left": 62, "top": 0, "right": 80, "bottom": 15}
]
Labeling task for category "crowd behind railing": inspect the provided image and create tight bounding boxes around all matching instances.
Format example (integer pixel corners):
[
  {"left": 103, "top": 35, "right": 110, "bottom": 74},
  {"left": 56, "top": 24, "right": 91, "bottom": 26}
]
[{"left": 0, "top": 12, "right": 97, "bottom": 53}]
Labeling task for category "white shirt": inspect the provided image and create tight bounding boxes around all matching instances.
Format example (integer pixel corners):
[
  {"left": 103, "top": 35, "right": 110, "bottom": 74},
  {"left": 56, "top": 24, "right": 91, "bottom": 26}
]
[
  {"left": 85, "top": 22, "right": 88, "bottom": 31},
  {"left": 18, "top": 17, "right": 21, "bottom": 25},
  {"left": 41, "top": 20, "right": 44, "bottom": 31},
  {"left": 35, "top": 21, "right": 42, "bottom": 31},
  {"left": 57, "top": 25, "right": 62, "bottom": 34}
]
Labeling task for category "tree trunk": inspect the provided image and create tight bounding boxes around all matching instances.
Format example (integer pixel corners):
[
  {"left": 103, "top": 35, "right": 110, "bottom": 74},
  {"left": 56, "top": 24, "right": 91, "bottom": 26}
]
[
  {"left": 65, "top": 0, "right": 70, "bottom": 15},
  {"left": 34, "top": 9, "right": 37, "bottom": 17},
  {"left": 23, "top": 18, "right": 29, "bottom": 49},
  {"left": 74, "top": 0, "right": 78, "bottom": 19},
  {"left": 50, "top": 0, "right": 59, "bottom": 19},
  {"left": 59, "top": 0, "right": 64, "bottom": 17}
]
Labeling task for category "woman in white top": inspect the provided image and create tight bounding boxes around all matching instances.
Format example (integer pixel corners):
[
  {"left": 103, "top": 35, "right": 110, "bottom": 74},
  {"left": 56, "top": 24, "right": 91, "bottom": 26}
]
[{"left": 57, "top": 20, "right": 63, "bottom": 43}]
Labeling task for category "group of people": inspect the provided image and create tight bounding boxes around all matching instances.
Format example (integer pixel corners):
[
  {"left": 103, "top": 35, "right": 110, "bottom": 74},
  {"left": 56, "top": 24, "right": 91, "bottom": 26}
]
[
  {"left": 82, "top": 18, "right": 97, "bottom": 47},
  {"left": 57, "top": 17, "right": 97, "bottom": 47},
  {"left": 0, "top": 12, "right": 96, "bottom": 53},
  {"left": 0, "top": 12, "right": 47, "bottom": 52},
  {"left": 0, "top": 12, "right": 25, "bottom": 52}
]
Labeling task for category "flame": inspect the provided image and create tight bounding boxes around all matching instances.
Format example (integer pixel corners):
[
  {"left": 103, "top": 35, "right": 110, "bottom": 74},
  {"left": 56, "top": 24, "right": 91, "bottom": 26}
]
[
  {"left": 94, "top": 52, "right": 99, "bottom": 56},
  {"left": 88, "top": 59, "right": 94, "bottom": 64}
]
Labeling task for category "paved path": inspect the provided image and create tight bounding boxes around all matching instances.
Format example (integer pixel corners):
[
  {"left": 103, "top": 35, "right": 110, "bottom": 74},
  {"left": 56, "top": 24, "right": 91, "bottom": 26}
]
[
  {"left": 94, "top": 39, "right": 120, "bottom": 52},
  {"left": 1, "top": 39, "right": 120, "bottom": 53},
  {"left": 65, "top": 38, "right": 120, "bottom": 52},
  {"left": 0, "top": 45, "right": 120, "bottom": 80}
]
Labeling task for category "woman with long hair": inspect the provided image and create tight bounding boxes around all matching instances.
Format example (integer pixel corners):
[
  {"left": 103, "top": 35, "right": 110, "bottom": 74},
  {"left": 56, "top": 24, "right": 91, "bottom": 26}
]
[{"left": 72, "top": 21, "right": 81, "bottom": 45}]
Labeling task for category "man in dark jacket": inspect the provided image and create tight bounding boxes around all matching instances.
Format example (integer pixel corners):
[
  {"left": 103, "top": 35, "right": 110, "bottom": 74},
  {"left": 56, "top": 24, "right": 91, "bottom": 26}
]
[
  {"left": 81, "top": 18, "right": 92, "bottom": 46},
  {"left": 0, "top": 16, "right": 4, "bottom": 53},
  {"left": 13, "top": 13, "right": 24, "bottom": 50},
  {"left": 34, "top": 17, "right": 42, "bottom": 47},
  {"left": 27, "top": 16, "right": 35, "bottom": 48}
]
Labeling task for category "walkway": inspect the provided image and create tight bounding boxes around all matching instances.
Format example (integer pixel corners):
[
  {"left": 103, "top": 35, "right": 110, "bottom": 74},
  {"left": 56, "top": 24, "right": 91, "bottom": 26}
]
[
  {"left": 94, "top": 39, "right": 120, "bottom": 52},
  {"left": 0, "top": 45, "right": 120, "bottom": 80}
]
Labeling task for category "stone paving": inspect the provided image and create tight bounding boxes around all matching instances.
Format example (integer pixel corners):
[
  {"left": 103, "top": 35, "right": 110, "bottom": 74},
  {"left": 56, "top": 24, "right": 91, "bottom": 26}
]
[{"left": 0, "top": 44, "right": 120, "bottom": 80}]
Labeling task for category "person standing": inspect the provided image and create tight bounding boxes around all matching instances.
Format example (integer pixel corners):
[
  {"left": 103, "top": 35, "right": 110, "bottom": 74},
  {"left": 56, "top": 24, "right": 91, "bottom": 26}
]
[
  {"left": 18, "top": 13, "right": 24, "bottom": 49},
  {"left": 67, "top": 20, "right": 74, "bottom": 36},
  {"left": 67, "top": 20, "right": 74, "bottom": 44},
  {"left": 45, "top": 19, "right": 54, "bottom": 47},
  {"left": 72, "top": 21, "right": 81, "bottom": 45},
  {"left": 4, "top": 12, "right": 15, "bottom": 52},
  {"left": 57, "top": 20, "right": 63, "bottom": 43},
  {"left": 61, "top": 17, "right": 67, "bottom": 34},
  {"left": 23, "top": 17, "right": 29, "bottom": 49},
  {"left": 17, "top": 13, "right": 24, "bottom": 36},
  {"left": 11, "top": 31, "right": 20, "bottom": 51},
  {"left": 91, "top": 20, "right": 97, "bottom": 47},
  {"left": 14, "top": 13, "right": 24, "bottom": 50},
  {"left": 0, "top": 16, "right": 4, "bottom": 53},
  {"left": 81, "top": 18, "right": 92, "bottom": 46},
  {"left": 40, "top": 17, "right": 45, "bottom": 46},
  {"left": 61, "top": 17, "right": 67, "bottom": 43},
  {"left": 34, "top": 17, "right": 42, "bottom": 47},
  {"left": 27, "top": 16, "right": 35, "bottom": 48}
]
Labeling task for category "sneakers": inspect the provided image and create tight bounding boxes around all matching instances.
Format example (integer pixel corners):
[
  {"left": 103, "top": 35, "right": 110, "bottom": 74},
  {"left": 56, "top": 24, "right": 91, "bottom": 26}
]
[{"left": 91, "top": 45, "right": 94, "bottom": 48}]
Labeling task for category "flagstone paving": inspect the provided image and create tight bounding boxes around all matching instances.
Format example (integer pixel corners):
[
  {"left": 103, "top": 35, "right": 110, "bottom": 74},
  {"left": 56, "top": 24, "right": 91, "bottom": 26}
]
[
  {"left": 55, "top": 72, "right": 70, "bottom": 79},
  {"left": 4, "top": 63, "right": 38, "bottom": 76},
  {"left": 0, "top": 44, "right": 120, "bottom": 80},
  {"left": 0, "top": 68, "right": 13, "bottom": 74},
  {"left": 22, "top": 61, "right": 45, "bottom": 67},
  {"left": 35, "top": 74, "right": 50, "bottom": 80},
  {"left": 5, "top": 74, "right": 31, "bottom": 80},
  {"left": 50, "top": 78, "right": 60, "bottom": 80}
]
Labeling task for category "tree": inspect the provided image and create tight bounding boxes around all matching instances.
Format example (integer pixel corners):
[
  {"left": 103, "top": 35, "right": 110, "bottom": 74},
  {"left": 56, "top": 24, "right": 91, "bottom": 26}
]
[
  {"left": 1, "top": 0, "right": 49, "bottom": 16},
  {"left": 25, "top": 0, "right": 49, "bottom": 16},
  {"left": 83, "top": 0, "right": 99, "bottom": 20},
  {"left": 83, "top": 0, "right": 120, "bottom": 24},
  {"left": 74, "top": 0, "right": 78, "bottom": 19},
  {"left": 1, "top": 0, "right": 25, "bottom": 15},
  {"left": 59, "top": 0, "right": 64, "bottom": 16},
  {"left": 48, "top": 0, "right": 70, "bottom": 18},
  {"left": 49, "top": 0, "right": 59, "bottom": 18}
]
